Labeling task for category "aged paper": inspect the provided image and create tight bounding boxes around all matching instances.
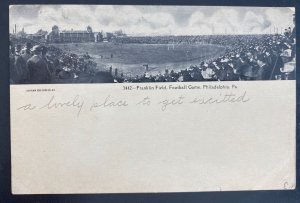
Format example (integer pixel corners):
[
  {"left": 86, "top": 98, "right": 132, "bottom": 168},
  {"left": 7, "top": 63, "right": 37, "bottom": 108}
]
[
  {"left": 9, "top": 5, "right": 296, "bottom": 194},
  {"left": 11, "top": 81, "right": 295, "bottom": 194}
]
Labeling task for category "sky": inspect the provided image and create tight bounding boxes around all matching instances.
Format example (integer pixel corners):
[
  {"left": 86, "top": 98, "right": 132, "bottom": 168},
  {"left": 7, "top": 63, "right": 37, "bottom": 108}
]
[{"left": 9, "top": 5, "right": 295, "bottom": 35}]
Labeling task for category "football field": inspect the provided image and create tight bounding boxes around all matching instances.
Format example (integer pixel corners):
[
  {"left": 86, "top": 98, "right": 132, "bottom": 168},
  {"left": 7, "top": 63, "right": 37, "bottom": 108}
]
[{"left": 54, "top": 42, "right": 227, "bottom": 76}]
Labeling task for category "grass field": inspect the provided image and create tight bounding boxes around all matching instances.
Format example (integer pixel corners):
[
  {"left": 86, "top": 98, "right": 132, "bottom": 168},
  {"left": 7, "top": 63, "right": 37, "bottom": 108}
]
[{"left": 54, "top": 42, "right": 226, "bottom": 76}]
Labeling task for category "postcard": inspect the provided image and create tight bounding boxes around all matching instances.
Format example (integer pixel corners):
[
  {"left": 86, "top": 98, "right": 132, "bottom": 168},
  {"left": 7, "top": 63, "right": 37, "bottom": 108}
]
[{"left": 9, "top": 5, "right": 296, "bottom": 194}]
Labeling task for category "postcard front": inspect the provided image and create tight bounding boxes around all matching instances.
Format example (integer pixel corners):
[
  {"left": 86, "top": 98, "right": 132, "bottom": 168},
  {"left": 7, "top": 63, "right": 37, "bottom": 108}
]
[{"left": 9, "top": 5, "right": 296, "bottom": 194}]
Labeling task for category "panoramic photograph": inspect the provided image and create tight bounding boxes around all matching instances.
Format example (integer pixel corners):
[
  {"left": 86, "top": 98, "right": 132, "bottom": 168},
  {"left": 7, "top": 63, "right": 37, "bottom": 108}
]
[{"left": 9, "top": 5, "right": 296, "bottom": 84}]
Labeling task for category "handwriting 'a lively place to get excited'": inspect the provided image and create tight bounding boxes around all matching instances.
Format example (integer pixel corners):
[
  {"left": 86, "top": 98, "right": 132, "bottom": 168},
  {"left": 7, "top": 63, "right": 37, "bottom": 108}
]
[{"left": 16, "top": 91, "right": 250, "bottom": 116}]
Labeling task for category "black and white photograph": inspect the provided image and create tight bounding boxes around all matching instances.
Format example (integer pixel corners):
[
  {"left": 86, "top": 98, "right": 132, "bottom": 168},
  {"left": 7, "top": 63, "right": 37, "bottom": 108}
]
[{"left": 9, "top": 5, "right": 296, "bottom": 84}]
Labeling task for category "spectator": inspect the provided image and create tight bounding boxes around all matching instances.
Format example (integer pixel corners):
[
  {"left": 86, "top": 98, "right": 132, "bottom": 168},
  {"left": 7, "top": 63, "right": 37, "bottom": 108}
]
[
  {"left": 27, "top": 45, "right": 51, "bottom": 84},
  {"left": 256, "top": 54, "right": 272, "bottom": 80}
]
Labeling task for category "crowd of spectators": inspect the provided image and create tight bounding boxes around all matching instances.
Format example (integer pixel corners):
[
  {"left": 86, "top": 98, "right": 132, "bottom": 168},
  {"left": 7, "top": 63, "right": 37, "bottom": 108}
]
[
  {"left": 115, "top": 35, "right": 221, "bottom": 44},
  {"left": 9, "top": 40, "right": 98, "bottom": 84},
  {"left": 10, "top": 18, "right": 295, "bottom": 84},
  {"left": 123, "top": 31, "right": 296, "bottom": 82}
]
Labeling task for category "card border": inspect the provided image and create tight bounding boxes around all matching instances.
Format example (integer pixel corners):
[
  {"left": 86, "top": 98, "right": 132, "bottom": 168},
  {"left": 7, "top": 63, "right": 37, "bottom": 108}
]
[{"left": 1, "top": 0, "right": 299, "bottom": 202}]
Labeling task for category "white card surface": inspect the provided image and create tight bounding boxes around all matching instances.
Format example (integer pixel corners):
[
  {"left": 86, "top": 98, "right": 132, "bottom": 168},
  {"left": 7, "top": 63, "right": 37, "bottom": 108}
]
[{"left": 11, "top": 81, "right": 296, "bottom": 194}]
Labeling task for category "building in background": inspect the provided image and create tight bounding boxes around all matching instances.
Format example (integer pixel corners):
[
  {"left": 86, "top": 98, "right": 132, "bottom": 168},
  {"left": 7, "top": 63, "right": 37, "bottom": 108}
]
[
  {"left": 11, "top": 24, "right": 118, "bottom": 43},
  {"left": 96, "top": 32, "right": 104, "bottom": 42},
  {"left": 47, "top": 25, "right": 60, "bottom": 43},
  {"left": 59, "top": 30, "right": 95, "bottom": 43},
  {"left": 102, "top": 32, "right": 114, "bottom": 42},
  {"left": 27, "top": 29, "right": 48, "bottom": 43},
  {"left": 47, "top": 25, "right": 95, "bottom": 43}
]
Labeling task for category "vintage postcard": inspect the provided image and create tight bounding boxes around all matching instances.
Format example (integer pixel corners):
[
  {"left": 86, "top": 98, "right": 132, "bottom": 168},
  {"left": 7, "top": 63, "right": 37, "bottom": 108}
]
[{"left": 9, "top": 5, "right": 296, "bottom": 194}]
